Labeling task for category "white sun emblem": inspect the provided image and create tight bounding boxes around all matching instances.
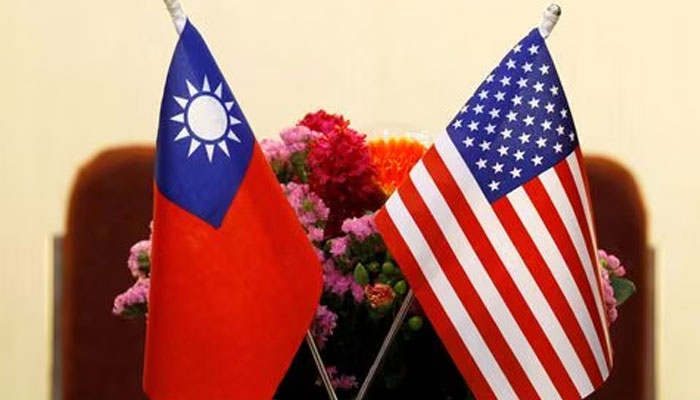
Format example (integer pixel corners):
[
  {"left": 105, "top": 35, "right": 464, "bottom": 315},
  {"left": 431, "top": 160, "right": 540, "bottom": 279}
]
[{"left": 169, "top": 76, "right": 241, "bottom": 162}]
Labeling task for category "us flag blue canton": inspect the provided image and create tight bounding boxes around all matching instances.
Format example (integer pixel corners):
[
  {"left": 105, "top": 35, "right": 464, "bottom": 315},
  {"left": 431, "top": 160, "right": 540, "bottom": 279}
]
[
  {"left": 377, "top": 26, "right": 612, "bottom": 400},
  {"left": 449, "top": 28, "right": 577, "bottom": 202}
]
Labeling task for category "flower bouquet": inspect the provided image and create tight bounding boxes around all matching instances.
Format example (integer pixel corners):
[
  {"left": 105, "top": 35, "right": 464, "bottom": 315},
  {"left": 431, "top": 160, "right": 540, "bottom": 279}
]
[{"left": 114, "top": 110, "right": 635, "bottom": 399}]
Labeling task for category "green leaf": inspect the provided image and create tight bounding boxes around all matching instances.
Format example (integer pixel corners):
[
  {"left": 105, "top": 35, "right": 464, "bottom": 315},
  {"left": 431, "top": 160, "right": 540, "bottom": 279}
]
[
  {"left": 353, "top": 263, "right": 369, "bottom": 286},
  {"left": 137, "top": 252, "right": 150, "bottom": 274},
  {"left": 407, "top": 315, "right": 423, "bottom": 331},
  {"left": 120, "top": 303, "right": 148, "bottom": 319},
  {"left": 290, "top": 151, "right": 309, "bottom": 183},
  {"left": 382, "top": 261, "right": 397, "bottom": 275},
  {"left": 610, "top": 276, "right": 636, "bottom": 306},
  {"left": 366, "top": 261, "right": 380, "bottom": 273},
  {"left": 301, "top": 199, "right": 315, "bottom": 212},
  {"left": 394, "top": 280, "right": 408, "bottom": 295}
]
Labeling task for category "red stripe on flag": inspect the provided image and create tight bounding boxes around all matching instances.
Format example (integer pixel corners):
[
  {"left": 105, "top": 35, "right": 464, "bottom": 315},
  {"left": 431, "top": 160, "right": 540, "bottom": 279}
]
[
  {"left": 555, "top": 163, "right": 596, "bottom": 266},
  {"left": 572, "top": 150, "right": 613, "bottom": 367},
  {"left": 574, "top": 149, "right": 592, "bottom": 211},
  {"left": 523, "top": 178, "right": 610, "bottom": 367},
  {"left": 491, "top": 197, "right": 604, "bottom": 388},
  {"left": 398, "top": 179, "right": 540, "bottom": 399},
  {"left": 422, "top": 148, "right": 580, "bottom": 400},
  {"left": 375, "top": 209, "right": 497, "bottom": 400},
  {"left": 572, "top": 149, "right": 600, "bottom": 255},
  {"left": 554, "top": 161, "right": 612, "bottom": 366}
]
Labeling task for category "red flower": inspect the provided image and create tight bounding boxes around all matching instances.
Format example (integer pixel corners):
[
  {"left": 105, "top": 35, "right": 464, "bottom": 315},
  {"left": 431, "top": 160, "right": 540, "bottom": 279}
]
[
  {"left": 307, "top": 126, "right": 385, "bottom": 235},
  {"left": 298, "top": 109, "right": 350, "bottom": 135},
  {"left": 365, "top": 283, "right": 395, "bottom": 309}
]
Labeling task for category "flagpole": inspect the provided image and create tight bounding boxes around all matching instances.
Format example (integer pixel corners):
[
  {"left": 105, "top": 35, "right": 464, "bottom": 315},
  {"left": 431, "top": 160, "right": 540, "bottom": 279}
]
[
  {"left": 538, "top": 4, "right": 561, "bottom": 39},
  {"left": 355, "top": 5, "right": 562, "bottom": 399},
  {"left": 162, "top": 0, "right": 187, "bottom": 34},
  {"left": 158, "top": 1, "right": 339, "bottom": 399},
  {"left": 355, "top": 290, "right": 415, "bottom": 400},
  {"left": 305, "top": 331, "right": 340, "bottom": 400}
]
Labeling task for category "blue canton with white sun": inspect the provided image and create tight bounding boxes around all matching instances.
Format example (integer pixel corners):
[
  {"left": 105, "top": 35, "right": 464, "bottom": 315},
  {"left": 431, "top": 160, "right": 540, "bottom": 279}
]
[
  {"left": 448, "top": 28, "right": 578, "bottom": 203},
  {"left": 155, "top": 21, "right": 254, "bottom": 228}
]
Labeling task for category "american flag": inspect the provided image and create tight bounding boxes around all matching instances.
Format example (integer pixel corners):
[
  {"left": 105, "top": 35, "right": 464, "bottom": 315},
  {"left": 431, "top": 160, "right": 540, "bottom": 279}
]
[{"left": 375, "top": 28, "right": 612, "bottom": 399}]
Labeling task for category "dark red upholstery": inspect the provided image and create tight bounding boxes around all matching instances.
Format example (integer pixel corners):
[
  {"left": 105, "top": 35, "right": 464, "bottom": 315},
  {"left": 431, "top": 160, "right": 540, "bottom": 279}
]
[
  {"left": 61, "top": 148, "right": 651, "bottom": 399},
  {"left": 62, "top": 147, "right": 154, "bottom": 400},
  {"left": 585, "top": 156, "right": 653, "bottom": 400}
]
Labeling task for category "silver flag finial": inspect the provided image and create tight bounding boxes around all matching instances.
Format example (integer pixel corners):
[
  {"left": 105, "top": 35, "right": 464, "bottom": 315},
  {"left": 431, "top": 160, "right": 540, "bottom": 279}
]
[
  {"left": 539, "top": 4, "right": 562, "bottom": 39},
  {"left": 162, "top": 0, "right": 187, "bottom": 34}
]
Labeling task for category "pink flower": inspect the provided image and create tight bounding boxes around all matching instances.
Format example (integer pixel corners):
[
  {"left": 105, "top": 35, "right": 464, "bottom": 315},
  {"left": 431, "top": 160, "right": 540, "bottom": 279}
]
[
  {"left": 260, "top": 138, "right": 291, "bottom": 164},
  {"left": 341, "top": 214, "right": 377, "bottom": 241},
  {"left": 308, "top": 227, "right": 324, "bottom": 243},
  {"left": 600, "top": 268, "right": 618, "bottom": 325},
  {"left": 365, "top": 283, "right": 396, "bottom": 309},
  {"left": 316, "top": 366, "right": 358, "bottom": 390},
  {"left": 279, "top": 125, "right": 322, "bottom": 153},
  {"left": 598, "top": 249, "right": 632, "bottom": 325},
  {"left": 329, "top": 236, "right": 349, "bottom": 257},
  {"left": 314, "top": 247, "right": 325, "bottom": 262},
  {"left": 598, "top": 249, "right": 626, "bottom": 277},
  {"left": 312, "top": 305, "right": 338, "bottom": 348},
  {"left": 282, "top": 182, "right": 329, "bottom": 233},
  {"left": 127, "top": 240, "right": 151, "bottom": 278},
  {"left": 323, "top": 260, "right": 364, "bottom": 304},
  {"left": 350, "top": 283, "right": 364, "bottom": 304},
  {"left": 112, "top": 278, "right": 149, "bottom": 316}
]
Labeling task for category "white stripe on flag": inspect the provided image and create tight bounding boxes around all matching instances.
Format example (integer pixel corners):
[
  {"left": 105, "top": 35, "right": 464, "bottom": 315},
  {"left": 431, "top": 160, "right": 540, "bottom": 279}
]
[
  {"left": 540, "top": 169, "right": 607, "bottom": 340},
  {"left": 566, "top": 153, "right": 613, "bottom": 360},
  {"left": 566, "top": 154, "right": 597, "bottom": 251},
  {"left": 507, "top": 183, "right": 608, "bottom": 381},
  {"left": 384, "top": 193, "right": 518, "bottom": 399},
  {"left": 539, "top": 168, "right": 611, "bottom": 376},
  {"left": 434, "top": 134, "right": 594, "bottom": 396},
  {"left": 410, "top": 162, "right": 560, "bottom": 399}
]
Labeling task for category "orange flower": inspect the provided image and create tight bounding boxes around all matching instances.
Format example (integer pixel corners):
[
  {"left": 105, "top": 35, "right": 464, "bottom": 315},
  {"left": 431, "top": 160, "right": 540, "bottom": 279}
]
[
  {"left": 368, "top": 137, "right": 427, "bottom": 195},
  {"left": 364, "top": 283, "right": 395, "bottom": 309}
]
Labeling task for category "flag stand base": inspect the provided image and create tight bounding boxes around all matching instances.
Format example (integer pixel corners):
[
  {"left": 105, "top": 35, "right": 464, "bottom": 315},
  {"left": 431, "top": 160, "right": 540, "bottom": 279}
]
[
  {"left": 305, "top": 291, "right": 415, "bottom": 400},
  {"left": 355, "top": 290, "right": 415, "bottom": 400},
  {"left": 306, "top": 330, "right": 340, "bottom": 400}
]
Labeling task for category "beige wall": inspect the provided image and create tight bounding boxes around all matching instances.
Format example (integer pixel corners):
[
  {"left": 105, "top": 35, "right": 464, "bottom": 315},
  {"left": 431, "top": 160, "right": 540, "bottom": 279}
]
[{"left": 1, "top": 0, "right": 698, "bottom": 398}]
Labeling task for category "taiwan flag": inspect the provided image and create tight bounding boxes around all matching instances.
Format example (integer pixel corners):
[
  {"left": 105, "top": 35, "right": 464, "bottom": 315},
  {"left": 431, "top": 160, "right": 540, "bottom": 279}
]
[{"left": 143, "top": 20, "right": 322, "bottom": 400}]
